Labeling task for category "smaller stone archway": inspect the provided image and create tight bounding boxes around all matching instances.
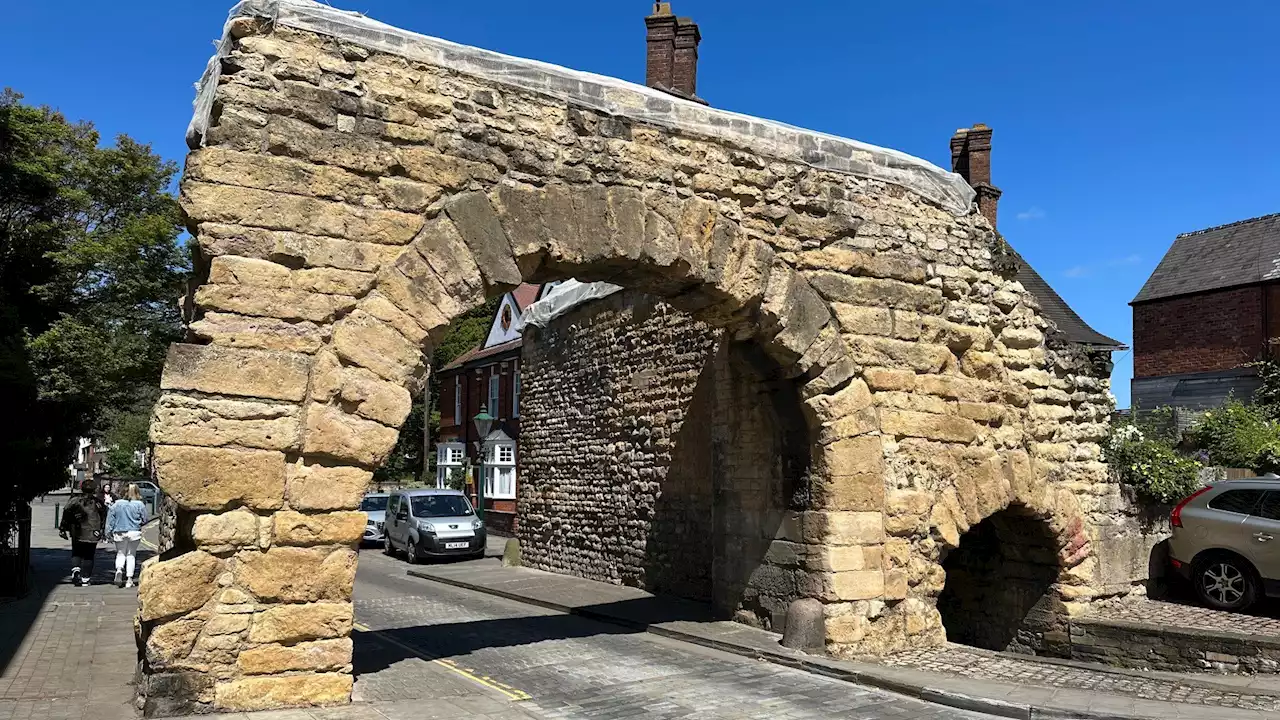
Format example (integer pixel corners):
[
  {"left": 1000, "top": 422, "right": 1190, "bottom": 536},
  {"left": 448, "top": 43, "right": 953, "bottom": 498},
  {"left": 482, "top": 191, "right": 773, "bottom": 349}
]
[{"left": 936, "top": 504, "right": 1064, "bottom": 653}]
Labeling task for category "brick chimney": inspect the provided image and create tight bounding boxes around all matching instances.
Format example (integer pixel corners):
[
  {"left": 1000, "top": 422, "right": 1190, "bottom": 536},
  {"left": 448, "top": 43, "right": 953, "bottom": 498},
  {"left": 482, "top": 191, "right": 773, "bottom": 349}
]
[
  {"left": 646, "top": 2, "right": 704, "bottom": 103},
  {"left": 950, "top": 123, "right": 1002, "bottom": 230}
]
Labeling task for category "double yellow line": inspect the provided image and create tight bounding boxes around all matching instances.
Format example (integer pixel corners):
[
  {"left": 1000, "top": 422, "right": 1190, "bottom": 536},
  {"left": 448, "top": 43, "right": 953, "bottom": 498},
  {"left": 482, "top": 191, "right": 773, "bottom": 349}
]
[{"left": 352, "top": 621, "right": 531, "bottom": 702}]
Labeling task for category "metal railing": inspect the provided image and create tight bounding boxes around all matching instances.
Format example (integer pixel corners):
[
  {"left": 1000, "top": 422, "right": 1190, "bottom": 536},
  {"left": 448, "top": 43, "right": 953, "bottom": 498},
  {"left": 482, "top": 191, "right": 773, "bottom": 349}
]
[{"left": 0, "top": 500, "right": 32, "bottom": 598}]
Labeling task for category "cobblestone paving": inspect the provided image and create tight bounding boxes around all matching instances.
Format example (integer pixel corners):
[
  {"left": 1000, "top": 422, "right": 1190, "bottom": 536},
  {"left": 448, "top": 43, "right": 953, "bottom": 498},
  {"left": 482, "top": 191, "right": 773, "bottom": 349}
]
[
  {"left": 353, "top": 551, "right": 992, "bottom": 719},
  {"left": 883, "top": 644, "right": 1280, "bottom": 713},
  {"left": 1088, "top": 597, "right": 1280, "bottom": 637}
]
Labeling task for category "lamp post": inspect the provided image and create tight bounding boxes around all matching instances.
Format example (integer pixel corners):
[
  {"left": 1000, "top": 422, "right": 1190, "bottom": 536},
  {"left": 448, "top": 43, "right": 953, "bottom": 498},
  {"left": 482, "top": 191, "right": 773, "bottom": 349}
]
[{"left": 472, "top": 411, "right": 494, "bottom": 520}]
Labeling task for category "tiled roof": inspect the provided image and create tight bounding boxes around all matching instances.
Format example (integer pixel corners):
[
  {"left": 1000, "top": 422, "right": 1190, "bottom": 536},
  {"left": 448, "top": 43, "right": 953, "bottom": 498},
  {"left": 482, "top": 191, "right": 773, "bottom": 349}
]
[
  {"left": 511, "top": 283, "right": 541, "bottom": 311},
  {"left": 1012, "top": 247, "right": 1124, "bottom": 348},
  {"left": 439, "top": 338, "right": 522, "bottom": 372},
  {"left": 1132, "top": 212, "right": 1280, "bottom": 304}
]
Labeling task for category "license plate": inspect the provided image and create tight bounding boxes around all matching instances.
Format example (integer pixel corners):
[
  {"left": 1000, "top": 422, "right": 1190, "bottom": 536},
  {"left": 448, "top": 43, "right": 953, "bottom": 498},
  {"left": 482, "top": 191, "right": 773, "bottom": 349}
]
[{"left": 445, "top": 542, "right": 469, "bottom": 549}]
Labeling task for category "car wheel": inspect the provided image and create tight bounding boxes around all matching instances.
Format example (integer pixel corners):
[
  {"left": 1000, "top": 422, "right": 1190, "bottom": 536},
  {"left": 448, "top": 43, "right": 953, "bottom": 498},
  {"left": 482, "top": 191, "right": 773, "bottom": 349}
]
[
  {"left": 384, "top": 536, "right": 396, "bottom": 556},
  {"left": 405, "top": 541, "right": 419, "bottom": 565},
  {"left": 1193, "top": 554, "right": 1259, "bottom": 611}
]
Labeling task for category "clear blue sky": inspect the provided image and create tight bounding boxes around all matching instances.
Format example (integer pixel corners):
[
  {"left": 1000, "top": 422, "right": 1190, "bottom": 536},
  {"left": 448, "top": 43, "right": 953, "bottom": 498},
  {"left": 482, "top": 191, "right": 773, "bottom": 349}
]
[{"left": 4, "top": 1, "right": 1277, "bottom": 407}]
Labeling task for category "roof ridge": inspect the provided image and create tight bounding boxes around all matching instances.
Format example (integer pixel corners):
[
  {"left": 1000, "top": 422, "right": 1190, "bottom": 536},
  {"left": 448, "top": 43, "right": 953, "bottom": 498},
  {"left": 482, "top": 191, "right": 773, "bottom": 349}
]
[{"left": 1176, "top": 211, "right": 1280, "bottom": 238}]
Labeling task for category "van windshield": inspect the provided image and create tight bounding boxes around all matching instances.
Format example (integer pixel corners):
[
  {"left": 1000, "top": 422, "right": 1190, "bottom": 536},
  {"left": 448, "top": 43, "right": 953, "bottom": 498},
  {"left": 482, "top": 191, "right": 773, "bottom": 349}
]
[{"left": 411, "top": 495, "right": 473, "bottom": 518}]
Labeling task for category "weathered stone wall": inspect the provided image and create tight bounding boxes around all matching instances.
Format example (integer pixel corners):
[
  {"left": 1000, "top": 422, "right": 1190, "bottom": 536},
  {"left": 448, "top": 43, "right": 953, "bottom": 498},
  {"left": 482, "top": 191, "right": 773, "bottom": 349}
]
[
  {"left": 520, "top": 290, "right": 809, "bottom": 628},
  {"left": 144, "top": 7, "right": 1136, "bottom": 711}
]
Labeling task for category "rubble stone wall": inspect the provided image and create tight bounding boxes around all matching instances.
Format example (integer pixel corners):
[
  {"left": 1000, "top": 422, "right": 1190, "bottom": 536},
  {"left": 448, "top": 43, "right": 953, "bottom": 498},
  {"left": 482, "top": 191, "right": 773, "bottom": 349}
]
[
  {"left": 144, "top": 12, "right": 1134, "bottom": 713},
  {"left": 520, "top": 290, "right": 810, "bottom": 629}
]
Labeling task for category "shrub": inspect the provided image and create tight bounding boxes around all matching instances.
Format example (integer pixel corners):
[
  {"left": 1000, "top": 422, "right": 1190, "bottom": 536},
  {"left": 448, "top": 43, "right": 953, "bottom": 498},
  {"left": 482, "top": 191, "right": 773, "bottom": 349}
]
[
  {"left": 1187, "top": 400, "right": 1280, "bottom": 469},
  {"left": 1106, "top": 422, "right": 1203, "bottom": 505}
]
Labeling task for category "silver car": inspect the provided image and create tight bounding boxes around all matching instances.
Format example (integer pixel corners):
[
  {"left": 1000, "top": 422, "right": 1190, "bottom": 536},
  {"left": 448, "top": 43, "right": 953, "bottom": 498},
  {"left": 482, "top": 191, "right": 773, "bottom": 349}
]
[
  {"left": 382, "top": 489, "right": 486, "bottom": 564},
  {"left": 360, "top": 493, "right": 389, "bottom": 545},
  {"left": 1168, "top": 477, "right": 1280, "bottom": 611}
]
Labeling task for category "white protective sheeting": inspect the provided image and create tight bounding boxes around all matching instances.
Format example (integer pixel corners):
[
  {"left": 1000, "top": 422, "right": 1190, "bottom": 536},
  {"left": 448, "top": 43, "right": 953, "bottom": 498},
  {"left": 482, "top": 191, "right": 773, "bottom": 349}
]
[
  {"left": 522, "top": 280, "right": 623, "bottom": 328},
  {"left": 190, "top": 0, "right": 975, "bottom": 216}
]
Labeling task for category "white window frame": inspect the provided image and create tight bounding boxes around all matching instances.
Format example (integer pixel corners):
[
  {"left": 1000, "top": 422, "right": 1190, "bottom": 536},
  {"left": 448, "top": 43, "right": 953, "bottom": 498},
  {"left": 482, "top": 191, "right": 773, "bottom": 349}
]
[
  {"left": 435, "top": 442, "right": 466, "bottom": 490},
  {"left": 453, "top": 376, "right": 462, "bottom": 426},
  {"left": 488, "top": 374, "right": 499, "bottom": 417},
  {"left": 512, "top": 367, "right": 520, "bottom": 418},
  {"left": 483, "top": 440, "right": 516, "bottom": 499}
]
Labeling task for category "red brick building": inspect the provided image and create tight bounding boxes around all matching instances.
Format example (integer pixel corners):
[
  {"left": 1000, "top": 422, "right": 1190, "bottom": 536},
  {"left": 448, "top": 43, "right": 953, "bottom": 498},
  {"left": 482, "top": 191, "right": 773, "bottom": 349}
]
[
  {"left": 1131, "top": 213, "right": 1280, "bottom": 412},
  {"left": 434, "top": 283, "right": 553, "bottom": 534}
]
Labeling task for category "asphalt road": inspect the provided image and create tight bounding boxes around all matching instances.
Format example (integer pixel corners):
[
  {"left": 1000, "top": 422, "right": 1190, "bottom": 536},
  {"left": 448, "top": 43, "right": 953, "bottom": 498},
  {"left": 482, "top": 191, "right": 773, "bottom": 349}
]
[{"left": 351, "top": 545, "right": 996, "bottom": 720}]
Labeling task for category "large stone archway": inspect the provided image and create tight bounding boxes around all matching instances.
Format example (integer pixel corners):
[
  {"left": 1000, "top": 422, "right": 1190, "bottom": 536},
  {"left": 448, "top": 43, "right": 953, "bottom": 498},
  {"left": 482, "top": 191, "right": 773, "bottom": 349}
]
[{"left": 139, "top": 0, "right": 1121, "bottom": 714}]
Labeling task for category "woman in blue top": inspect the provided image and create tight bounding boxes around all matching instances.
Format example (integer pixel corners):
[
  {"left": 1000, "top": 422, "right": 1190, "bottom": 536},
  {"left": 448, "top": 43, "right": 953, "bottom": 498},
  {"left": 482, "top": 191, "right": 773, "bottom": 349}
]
[{"left": 105, "top": 484, "right": 148, "bottom": 588}]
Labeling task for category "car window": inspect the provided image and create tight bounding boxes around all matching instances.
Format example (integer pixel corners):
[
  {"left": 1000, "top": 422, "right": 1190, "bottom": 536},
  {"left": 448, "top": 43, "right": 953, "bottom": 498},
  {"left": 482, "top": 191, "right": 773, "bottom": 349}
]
[
  {"left": 360, "top": 496, "right": 389, "bottom": 512},
  {"left": 387, "top": 495, "right": 399, "bottom": 516},
  {"left": 1208, "top": 489, "right": 1265, "bottom": 515},
  {"left": 411, "top": 495, "right": 473, "bottom": 518},
  {"left": 1258, "top": 492, "right": 1280, "bottom": 521}
]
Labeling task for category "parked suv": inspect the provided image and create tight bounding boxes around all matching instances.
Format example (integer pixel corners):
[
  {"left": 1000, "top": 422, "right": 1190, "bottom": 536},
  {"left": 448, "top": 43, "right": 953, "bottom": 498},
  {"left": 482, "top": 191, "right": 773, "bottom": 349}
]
[
  {"left": 1168, "top": 477, "right": 1280, "bottom": 611},
  {"left": 383, "top": 489, "right": 486, "bottom": 564}
]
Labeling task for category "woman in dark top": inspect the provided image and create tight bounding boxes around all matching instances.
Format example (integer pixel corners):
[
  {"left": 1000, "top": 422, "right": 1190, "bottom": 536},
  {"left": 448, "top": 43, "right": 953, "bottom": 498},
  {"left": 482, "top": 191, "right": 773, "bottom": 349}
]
[{"left": 58, "top": 479, "right": 106, "bottom": 586}]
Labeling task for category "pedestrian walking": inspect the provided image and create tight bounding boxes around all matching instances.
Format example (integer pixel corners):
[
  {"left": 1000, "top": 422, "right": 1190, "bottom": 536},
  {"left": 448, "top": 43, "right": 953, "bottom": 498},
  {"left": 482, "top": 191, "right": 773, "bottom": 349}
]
[
  {"left": 58, "top": 478, "right": 106, "bottom": 586},
  {"left": 105, "top": 483, "right": 148, "bottom": 588}
]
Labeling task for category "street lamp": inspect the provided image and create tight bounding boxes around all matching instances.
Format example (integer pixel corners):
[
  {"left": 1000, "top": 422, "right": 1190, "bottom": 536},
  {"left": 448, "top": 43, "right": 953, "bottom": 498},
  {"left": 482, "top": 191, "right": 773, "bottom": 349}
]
[{"left": 472, "top": 411, "right": 495, "bottom": 519}]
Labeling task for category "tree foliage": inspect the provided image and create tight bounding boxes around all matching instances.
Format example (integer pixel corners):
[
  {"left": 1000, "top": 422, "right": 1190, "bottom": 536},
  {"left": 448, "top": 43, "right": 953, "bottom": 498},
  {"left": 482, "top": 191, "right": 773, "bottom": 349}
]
[
  {"left": 0, "top": 89, "right": 188, "bottom": 501},
  {"left": 372, "top": 296, "right": 502, "bottom": 486}
]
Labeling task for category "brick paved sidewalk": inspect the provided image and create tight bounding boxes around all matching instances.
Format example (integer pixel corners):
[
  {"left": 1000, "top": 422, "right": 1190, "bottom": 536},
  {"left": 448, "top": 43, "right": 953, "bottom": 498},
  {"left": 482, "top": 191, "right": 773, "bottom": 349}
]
[
  {"left": 0, "top": 501, "right": 153, "bottom": 720},
  {"left": 407, "top": 559, "right": 1280, "bottom": 720}
]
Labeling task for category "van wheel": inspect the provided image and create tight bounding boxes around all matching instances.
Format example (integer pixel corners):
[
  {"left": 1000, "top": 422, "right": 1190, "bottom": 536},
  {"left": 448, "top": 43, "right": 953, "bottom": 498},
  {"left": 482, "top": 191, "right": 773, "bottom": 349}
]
[
  {"left": 1193, "top": 554, "right": 1259, "bottom": 611},
  {"left": 405, "top": 542, "right": 420, "bottom": 565},
  {"left": 384, "top": 537, "right": 396, "bottom": 557}
]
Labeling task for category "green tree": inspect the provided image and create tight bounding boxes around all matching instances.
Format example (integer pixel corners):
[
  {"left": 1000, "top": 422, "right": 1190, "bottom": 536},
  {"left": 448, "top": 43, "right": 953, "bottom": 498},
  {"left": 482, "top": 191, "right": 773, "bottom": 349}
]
[
  {"left": 1, "top": 90, "right": 188, "bottom": 501},
  {"left": 373, "top": 296, "right": 501, "bottom": 485}
]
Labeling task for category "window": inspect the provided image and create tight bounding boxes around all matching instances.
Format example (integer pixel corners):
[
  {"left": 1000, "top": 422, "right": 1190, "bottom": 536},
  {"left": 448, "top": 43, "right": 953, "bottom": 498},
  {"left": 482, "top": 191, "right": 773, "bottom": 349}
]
[
  {"left": 435, "top": 442, "right": 465, "bottom": 489},
  {"left": 453, "top": 376, "right": 461, "bottom": 425},
  {"left": 1209, "top": 489, "right": 1265, "bottom": 515},
  {"left": 483, "top": 440, "right": 517, "bottom": 499},
  {"left": 512, "top": 368, "right": 520, "bottom": 418},
  {"left": 359, "top": 495, "right": 388, "bottom": 512},
  {"left": 1259, "top": 492, "right": 1280, "bottom": 521},
  {"left": 488, "top": 374, "right": 499, "bottom": 417}
]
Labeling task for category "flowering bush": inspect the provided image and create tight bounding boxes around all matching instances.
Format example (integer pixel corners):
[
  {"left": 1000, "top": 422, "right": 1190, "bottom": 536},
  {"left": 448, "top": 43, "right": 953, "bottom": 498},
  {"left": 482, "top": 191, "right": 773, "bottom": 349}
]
[
  {"left": 1106, "top": 419, "right": 1202, "bottom": 505},
  {"left": 1187, "top": 400, "right": 1280, "bottom": 469}
]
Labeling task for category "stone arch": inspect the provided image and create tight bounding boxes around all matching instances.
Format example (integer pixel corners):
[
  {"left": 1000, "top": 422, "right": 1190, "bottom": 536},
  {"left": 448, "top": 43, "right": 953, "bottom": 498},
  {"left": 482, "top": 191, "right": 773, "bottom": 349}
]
[{"left": 135, "top": 4, "right": 1119, "bottom": 714}]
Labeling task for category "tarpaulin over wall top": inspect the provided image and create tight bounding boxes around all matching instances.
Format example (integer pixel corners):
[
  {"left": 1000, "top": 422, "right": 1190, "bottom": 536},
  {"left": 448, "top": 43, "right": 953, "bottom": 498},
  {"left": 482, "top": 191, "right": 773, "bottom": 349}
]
[
  {"left": 190, "top": 0, "right": 977, "bottom": 217},
  {"left": 521, "top": 280, "right": 623, "bottom": 328}
]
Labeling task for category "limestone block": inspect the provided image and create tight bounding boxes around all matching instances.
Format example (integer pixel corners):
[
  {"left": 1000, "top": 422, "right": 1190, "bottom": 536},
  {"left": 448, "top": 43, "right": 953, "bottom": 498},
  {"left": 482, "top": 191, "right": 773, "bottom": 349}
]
[
  {"left": 807, "top": 273, "right": 943, "bottom": 313},
  {"left": 154, "top": 446, "right": 285, "bottom": 511},
  {"left": 920, "top": 317, "right": 995, "bottom": 353},
  {"left": 286, "top": 461, "right": 371, "bottom": 511},
  {"left": 203, "top": 613, "right": 252, "bottom": 636},
  {"left": 883, "top": 490, "right": 933, "bottom": 535},
  {"left": 183, "top": 182, "right": 422, "bottom": 245},
  {"left": 238, "top": 638, "right": 353, "bottom": 675},
  {"left": 832, "top": 570, "right": 884, "bottom": 601},
  {"left": 492, "top": 181, "right": 551, "bottom": 275},
  {"left": 863, "top": 367, "right": 915, "bottom": 392},
  {"left": 292, "top": 268, "right": 376, "bottom": 296},
  {"left": 187, "top": 148, "right": 379, "bottom": 206},
  {"left": 272, "top": 510, "right": 367, "bottom": 546},
  {"left": 399, "top": 145, "right": 498, "bottom": 189},
  {"left": 816, "top": 545, "right": 881, "bottom": 573},
  {"left": 302, "top": 404, "right": 400, "bottom": 467},
  {"left": 957, "top": 401, "right": 1006, "bottom": 424},
  {"left": 880, "top": 409, "right": 978, "bottom": 443},
  {"left": 847, "top": 336, "right": 952, "bottom": 374},
  {"left": 139, "top": 551, "right": 224, "bottom": 621},
  {"left": 760, "top": 265, "right": 830, "bottom": 364},
  {"left": 1000, "top": 325, "right": 1044, "bottom": 350},
  {"left": 713, "top": 236, "right": 775, "bottom": 311},
  {"left": 190, "top": 312, "right": 327, "bottom": 354},
  {"left": 961, "top": 350, "right": 1006, "bottom": 381},
  {"left": 360, "top": 292, "right": 430, "bottom": 345},
  {"left": 192, "top": 510, "right": 261, "bottom": 549},
  {"left": 807, "top": 511, "right": 885, "bottom": 546},
  {"left": 331, "top": 312, "right": 422, "bottom": 388},
  {"left": 409, "top": 217, "right": 485, "bottom": 313},
  {"left": 375, "top": 258, "right": 454, "bottom": 333},
  {"left": 915, "top": 374, "right": 998, "bottom": 403},
  {"left": 160, "top": 344, "right": 311, "bottom": 402},
  {"left": 795, "top": 248, "right": 926, "bottom": 283},
  {"left": 150, "top": 394, "right": 301, "bottom": 451},
  {"left": 263, "top": 114, "right": 398, "bottom": 173},
  {"left": 197, "top": 223, "right": 401, "bottom": 273},
  {"left": 831, "top": 304, "right": 892, "bottom": 336},
  {"left": 195, "top": 284, "right": 357, "bottom": 324},
  {"left": 214, "top": 673, "right": 352, "bottom": 712},
  {"left": 321, "top": 365, "right": 412, "bottom": 427},
  {"left": 248, "top": 602, "right": 353, "bottom": 644},
  {"left": 145, "top": 616, "right": 205, "bottom": 669},
  {"left": 208, "top": 256, "right": 292, "bottom": 288},
  {"left": 235, "top": 547, "right": 357, "bottom": 603},
  {"left": 443, "top": 192, "right": 521, "bottom": 289}
]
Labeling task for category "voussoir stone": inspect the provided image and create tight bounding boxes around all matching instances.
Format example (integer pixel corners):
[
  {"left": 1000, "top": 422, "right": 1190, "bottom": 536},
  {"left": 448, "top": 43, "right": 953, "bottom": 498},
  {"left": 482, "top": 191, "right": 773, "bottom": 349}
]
[
  {"left": 160, "top": 344, "right": 311, "bottom": 402},
  {"left": 443, "top": 191, "right": 521, "bottom": 289},
  {"left": 154, "top": 446, "right": 286, "bottom": 511},
  {"left": 139, "top": 551, "right": 224, "bottom": 621}
]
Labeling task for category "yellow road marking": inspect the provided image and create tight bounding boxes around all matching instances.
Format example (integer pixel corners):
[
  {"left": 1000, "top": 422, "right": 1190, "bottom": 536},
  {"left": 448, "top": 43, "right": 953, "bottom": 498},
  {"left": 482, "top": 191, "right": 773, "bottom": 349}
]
[
  {"left": 140, "top": 537, "right": 159, "bottom": 551},
  {"left": 352, "top": 621, "right": 531, "bottom": 701}
]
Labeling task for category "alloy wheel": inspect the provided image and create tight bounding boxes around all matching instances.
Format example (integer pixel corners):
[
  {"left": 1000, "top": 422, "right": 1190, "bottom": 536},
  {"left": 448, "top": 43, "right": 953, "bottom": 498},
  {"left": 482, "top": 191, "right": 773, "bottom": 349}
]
[{"left": 1202, "top": 562, "right": 1246, "bottom": 605}]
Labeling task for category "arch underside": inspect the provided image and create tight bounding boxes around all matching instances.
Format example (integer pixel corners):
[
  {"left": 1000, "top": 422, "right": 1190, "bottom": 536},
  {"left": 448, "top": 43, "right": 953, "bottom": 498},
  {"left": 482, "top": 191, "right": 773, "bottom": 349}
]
[{"left": 137, "top": 11, "right": 1118, "bottom": 715}]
